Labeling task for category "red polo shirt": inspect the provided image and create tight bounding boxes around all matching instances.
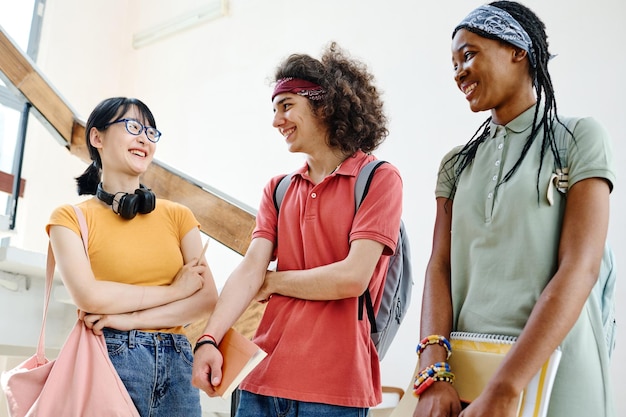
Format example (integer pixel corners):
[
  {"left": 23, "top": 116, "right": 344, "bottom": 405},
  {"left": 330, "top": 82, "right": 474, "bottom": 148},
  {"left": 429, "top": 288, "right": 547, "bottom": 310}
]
[{"left": 240, "top": 150, "right": 403, "bottom": 407}]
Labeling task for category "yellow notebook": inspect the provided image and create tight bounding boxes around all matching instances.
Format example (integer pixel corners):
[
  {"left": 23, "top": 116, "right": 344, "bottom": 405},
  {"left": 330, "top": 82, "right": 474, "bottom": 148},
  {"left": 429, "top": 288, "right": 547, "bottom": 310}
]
[
  {"left": 389, "top": 333, "right": 561, "bottom": 417},
  {"left": 448, "top": 332, "right": 562, "bottom": 417}
]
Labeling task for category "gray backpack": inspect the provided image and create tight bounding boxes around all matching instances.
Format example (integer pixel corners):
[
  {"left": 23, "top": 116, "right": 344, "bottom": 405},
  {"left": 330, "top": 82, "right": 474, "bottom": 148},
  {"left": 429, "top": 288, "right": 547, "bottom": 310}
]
[{"left": 273, "top": 160, "right": 413, "bottom": 360}]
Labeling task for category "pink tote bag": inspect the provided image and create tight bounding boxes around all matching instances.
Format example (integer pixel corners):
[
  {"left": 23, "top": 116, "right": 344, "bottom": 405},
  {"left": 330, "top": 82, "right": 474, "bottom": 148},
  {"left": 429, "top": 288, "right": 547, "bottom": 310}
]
[{"left": 1, "top": 206, "right": 139, "bottom": 417}]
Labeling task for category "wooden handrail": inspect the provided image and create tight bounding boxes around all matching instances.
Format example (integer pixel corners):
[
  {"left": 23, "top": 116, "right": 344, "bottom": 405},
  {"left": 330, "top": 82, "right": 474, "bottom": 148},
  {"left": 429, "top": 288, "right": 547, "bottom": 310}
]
[{"left": 0, "top": 170, "right": 25, "bottom": 197}]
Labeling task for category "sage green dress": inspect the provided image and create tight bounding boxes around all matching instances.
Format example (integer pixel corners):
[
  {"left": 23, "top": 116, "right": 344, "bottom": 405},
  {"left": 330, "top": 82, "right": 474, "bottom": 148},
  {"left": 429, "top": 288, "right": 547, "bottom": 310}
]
[{"left": 435, "top": 105, "right": 615, "bottom": 416}]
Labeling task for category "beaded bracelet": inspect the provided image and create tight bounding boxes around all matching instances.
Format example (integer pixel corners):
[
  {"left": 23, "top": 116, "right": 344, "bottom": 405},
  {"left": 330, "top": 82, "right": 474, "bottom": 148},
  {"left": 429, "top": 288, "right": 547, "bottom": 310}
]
[
  {"left": 413, "top": 376, "right": 436, "bottom": 396},
  {"left": 432, "top": 371, "right": 455, "bottom": 383},
  {"left": 416, "top": 335, "right": 452, "bottom": 360},
  {"left": 193, "top": 339, "right": 218, "bottom": 354},
  {"left": 414, "top": 362, "right": 450, "bottom": 386},
  {"left": 413, "top": 371, "right": 456, "bottom": 396},
  {"left": 196, "top": 333, "right": 217, "bottom": 345},
  {"left": 413, "top": 362, "right": 455, "bottom": 397}
]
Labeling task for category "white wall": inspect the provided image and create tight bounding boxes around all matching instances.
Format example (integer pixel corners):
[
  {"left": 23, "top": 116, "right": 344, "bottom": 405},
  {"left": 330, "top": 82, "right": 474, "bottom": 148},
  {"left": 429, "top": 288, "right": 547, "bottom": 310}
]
[{"left": 11, "top": 0, "right": 625, "bottom": 412}]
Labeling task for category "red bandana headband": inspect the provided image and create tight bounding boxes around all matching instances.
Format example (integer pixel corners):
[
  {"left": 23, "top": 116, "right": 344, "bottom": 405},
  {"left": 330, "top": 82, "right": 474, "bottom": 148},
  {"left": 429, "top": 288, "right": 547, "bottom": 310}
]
[{"left": 271, "top": 77, "right": 326, "bottom": 101}]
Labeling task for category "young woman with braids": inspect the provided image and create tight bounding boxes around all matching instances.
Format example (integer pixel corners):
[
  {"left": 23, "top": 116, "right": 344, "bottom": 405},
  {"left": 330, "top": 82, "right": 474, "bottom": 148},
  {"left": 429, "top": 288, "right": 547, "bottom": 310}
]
[
  {"left": 414, "top": 2, "right": 615, "bottom": 417},
  {"left": 192, "top": 42, "right": 403, "bottom": 416}
]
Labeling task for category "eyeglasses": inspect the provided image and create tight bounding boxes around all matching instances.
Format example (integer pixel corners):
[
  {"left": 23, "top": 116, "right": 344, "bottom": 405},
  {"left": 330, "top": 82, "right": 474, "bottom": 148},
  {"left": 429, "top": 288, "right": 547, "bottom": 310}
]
[{"left": 103, "top": 118, "right": 162, "bottom": 143}]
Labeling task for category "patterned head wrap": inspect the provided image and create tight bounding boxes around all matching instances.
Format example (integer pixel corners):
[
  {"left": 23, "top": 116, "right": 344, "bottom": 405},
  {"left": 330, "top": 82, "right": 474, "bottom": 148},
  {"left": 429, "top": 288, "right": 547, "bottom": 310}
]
[
  {"left": 454, "top": 4, "right": 536, "bottom": 68},
  {"left": 271, "top": 77, "right": 326, "bottom": 101}
]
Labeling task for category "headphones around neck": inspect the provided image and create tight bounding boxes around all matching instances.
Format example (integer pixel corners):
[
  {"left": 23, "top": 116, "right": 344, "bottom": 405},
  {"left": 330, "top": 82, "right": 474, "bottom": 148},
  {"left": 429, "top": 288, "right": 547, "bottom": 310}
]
[{"left": 96, "top": 183, "right": 156, "bottom": 220}]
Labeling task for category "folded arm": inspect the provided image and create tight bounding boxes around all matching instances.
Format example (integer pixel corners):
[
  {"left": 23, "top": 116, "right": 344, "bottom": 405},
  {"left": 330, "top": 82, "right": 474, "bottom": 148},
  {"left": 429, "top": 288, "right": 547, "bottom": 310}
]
[
  {"left": 82, "top": 229, "right": 218, "bottom": 332},
  {"left": 49, "top": 225, "right": 205, "bottom": 315},
  {"left": 257, "top": 238, "right": 385, "bottom": 301}
]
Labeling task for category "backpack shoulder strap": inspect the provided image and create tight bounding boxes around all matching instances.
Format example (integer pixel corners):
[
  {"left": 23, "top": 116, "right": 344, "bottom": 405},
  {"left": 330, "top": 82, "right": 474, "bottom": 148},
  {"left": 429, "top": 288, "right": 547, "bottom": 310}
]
[
  {"left": 355, "top": 160, "right": 387, "bottom": 211},
  {"left": 273, "top": 172, "right": 295, "bottom": 213},
  {"left": 355, "top": 159, "right": 389, "bottom": 331},
  {"left": 554, "top": 116, "right": 580, "bottom": 170}
]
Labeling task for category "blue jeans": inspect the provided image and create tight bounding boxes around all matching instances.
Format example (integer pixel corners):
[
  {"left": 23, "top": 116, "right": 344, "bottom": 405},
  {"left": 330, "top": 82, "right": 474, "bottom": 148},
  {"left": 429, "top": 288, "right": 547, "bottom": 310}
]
[
  {"left": 104, "top": 328, "right": 201, "bottom": 417},
  {"left": 235, "top": 390, "right": 369, "bottom": 417}
]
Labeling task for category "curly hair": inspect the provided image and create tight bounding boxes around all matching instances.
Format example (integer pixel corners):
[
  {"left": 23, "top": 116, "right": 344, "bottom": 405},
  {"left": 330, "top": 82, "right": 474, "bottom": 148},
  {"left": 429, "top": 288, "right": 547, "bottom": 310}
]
[
  {"left": 447, "top": 1, "right": 569, "bottom": 201},
  {"left": 272, "top": 42, "right": 388, "bottom": 154}
]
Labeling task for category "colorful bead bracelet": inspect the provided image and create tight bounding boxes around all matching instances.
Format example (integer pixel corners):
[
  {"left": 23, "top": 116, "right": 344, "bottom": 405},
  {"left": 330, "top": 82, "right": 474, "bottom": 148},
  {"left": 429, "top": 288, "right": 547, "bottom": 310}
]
[
  {"left": 416, "top": 334, "right": 452, "bottom": 360},
  {"left": 413, "top": 362, "right": 455, "bottom": 397}
]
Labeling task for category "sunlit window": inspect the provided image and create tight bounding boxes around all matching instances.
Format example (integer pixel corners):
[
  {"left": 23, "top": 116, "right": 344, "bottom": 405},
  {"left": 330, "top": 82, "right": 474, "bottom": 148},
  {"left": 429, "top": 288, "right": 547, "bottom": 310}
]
[
  {"left": 0, "top": 0, "right": 38, "bottom": 218},
  {"left": 0, "top": 1, "right": 36, "bottom": 51}
]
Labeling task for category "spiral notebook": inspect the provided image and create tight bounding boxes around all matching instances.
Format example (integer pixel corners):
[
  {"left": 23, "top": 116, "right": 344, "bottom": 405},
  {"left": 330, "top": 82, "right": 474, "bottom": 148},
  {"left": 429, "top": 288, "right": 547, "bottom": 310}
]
[{"left": 448, "top": 332, "right": 562, "bottom": 417}]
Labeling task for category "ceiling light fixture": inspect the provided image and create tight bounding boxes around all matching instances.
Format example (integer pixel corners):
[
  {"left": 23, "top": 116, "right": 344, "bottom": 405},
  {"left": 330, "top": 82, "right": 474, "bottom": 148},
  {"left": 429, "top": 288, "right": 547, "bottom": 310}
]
[{"left": 132, "top": 0, "right": 228, "bottom": 49}]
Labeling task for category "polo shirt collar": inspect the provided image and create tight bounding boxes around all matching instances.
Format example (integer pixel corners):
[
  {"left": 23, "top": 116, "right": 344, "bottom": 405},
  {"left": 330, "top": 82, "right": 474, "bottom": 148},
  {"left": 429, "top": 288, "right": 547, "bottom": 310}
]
[
  {"left": 335, "top": 150, "right": 369, "bottom": 177},
  {"left": 298, "top": 150, "right": 369, "bottom": 178},
  {"left": 488, "top": 104, "right": 540, "bottom": 139}
]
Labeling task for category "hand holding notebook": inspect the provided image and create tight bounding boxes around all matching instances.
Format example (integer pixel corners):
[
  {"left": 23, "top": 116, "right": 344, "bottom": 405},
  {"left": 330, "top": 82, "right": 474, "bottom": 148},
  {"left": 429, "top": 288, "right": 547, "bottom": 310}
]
[
  {"left": 448, "top": 332, "right": 561, "bottom": 417},
  {"left": 389, "top": 332, "right": 561, "bottom": 417},
  {"left": 212, "top": 328, "right": 267, "bottom": 399}
]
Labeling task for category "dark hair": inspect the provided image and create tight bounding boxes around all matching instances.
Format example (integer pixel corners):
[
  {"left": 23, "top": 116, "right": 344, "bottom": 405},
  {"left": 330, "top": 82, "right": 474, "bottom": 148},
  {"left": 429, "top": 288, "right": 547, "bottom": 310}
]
[
  {"left": 272, "top": 42, "right": 388, "bottom": 154},
  {"left": 447, "top": 1, "right": 567, "bottom": 200},
  {"left": 75, "top": 97, "right": 157, "bottom": 195}
]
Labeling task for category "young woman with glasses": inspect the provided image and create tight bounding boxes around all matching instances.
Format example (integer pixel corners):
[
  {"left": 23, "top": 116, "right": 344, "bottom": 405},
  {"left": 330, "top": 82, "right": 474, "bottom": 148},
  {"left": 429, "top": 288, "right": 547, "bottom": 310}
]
[{"left": 47, "top": 97, "right": 218, "bottom": 417}]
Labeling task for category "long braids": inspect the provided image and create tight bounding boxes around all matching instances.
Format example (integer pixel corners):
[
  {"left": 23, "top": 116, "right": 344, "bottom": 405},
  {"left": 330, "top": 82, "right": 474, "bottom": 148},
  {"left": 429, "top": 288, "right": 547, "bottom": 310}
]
[{"left": 446, "top": 1, "right": 568, "bottom": 201}]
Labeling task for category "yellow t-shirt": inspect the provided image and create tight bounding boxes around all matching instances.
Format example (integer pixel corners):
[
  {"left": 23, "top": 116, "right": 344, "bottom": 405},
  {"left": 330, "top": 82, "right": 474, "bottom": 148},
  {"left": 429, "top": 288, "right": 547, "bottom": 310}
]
[{"left": 47, "top": 197, "right": 200, "bottom": 333}]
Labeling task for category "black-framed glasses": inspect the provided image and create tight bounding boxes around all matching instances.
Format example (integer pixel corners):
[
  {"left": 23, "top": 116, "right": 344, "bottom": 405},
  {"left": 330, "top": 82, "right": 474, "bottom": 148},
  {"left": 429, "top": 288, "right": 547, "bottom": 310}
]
[{"left": 103, "top": 118, "right": 162, "bottom": 143}]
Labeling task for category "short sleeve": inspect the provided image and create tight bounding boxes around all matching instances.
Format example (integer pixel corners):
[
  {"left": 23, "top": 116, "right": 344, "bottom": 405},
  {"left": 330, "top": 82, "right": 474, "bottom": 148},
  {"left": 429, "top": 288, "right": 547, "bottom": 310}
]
[
  {"left": 565, "top": 117, "right": 615, "bottom": 192},
  {"left": 435, "top": 145, "right": 464, "bottom": 199},
  {"left": 46, "top": 204, "right": 80, "bottom": 237}
]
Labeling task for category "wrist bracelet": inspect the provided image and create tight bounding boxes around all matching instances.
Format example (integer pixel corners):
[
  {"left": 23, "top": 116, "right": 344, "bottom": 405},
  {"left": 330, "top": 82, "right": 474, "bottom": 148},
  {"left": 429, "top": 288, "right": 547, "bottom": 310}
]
[
  {"left": 416, "top": 335, "right": 452, "bottom": 360},
  {"left": 193, "top": 339, "right": 218, "bottom": 354},
  {"left": 196, "top": 333, "right": 217, "bottom": 345},
  {"left": 414, "top": 362, "right": 451, "bottom": 386},
  {"left": 413, "top": 362, "right": 455, "bottom": 397}
]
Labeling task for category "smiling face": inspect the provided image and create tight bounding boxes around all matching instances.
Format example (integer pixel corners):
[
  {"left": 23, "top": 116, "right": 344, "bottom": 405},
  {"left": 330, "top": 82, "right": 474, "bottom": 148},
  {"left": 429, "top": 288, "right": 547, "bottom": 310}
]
[
  {"left": 452, "top": 28, "right": 535, "bottom": 124},
  {"left": 90, "top": 106, "right": 156, "bottom": 179},
  {"left": 272, "top": 92, "right": 329, "bottom": 155}
]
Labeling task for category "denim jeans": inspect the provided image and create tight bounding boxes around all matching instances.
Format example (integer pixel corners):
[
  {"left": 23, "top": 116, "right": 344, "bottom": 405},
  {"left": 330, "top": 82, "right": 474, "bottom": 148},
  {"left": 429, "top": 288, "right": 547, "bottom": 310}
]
[
  {"left": 103, "top": 328, "right": 201, "bottom": 417},
  {"left": 235, "top": 390, "right": 369, "bottom": 417}
]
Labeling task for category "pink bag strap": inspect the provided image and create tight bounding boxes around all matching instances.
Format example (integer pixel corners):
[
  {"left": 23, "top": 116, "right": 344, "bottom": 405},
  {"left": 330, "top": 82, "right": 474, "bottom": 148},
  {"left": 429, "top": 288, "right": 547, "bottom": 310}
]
[{"left": 37, "top": 205, "right": 89, "bottom": 364}]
